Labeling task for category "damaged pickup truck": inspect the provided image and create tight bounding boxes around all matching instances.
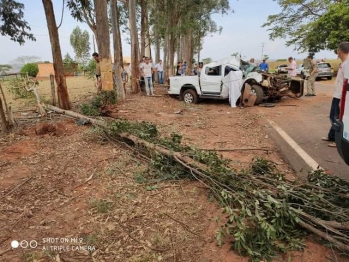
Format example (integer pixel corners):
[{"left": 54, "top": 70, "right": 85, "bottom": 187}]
[{"left": 167, "top": 57, "right": 305, "bottom": 106}]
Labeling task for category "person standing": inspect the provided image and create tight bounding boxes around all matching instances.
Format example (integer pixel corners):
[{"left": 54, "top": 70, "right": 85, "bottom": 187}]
[
  {"left": 286, "top": 57, "right": 297, "bottom": 77},
  {"left": 155, "top": 60, "right": 164, "bottom": 84},
  {"left": 182, "top": 61, "right": 187, "bottom": 76},
  {"left": 139, "top": 56, "right": 146, "bottom": 91},
  {"left": 176, "top": 62, "right": 183, "bottom": 76},
  {"left": 140, "top": 57, "right": 154, "bottom": 96},
  {"left": 149, "top": 58, "right": 155, "bottom": 83},
  {"left": 92, "top": 52, "right": 102, "bottom": 92},
  {"left": 305, "top": 54, "right": 318, "bottom": 96},
  {"left": 249, "top": 58, "right": 256, "bottom": 66},
  {"left": 259, "top": 59, "right": 269, "bottom": 72},
  {"left": 322, "top": 42, "right": 349, "bottom": 147}
]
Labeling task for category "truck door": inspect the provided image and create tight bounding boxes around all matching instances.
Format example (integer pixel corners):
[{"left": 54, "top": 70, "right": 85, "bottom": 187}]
[{"left": 200, "top": 65, "right": 223, "bottom": 95}]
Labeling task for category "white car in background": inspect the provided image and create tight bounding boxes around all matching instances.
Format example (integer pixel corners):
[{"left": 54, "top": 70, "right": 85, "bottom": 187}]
[{"left": 296, "top": 64, "right": 305, "bottom": 77}]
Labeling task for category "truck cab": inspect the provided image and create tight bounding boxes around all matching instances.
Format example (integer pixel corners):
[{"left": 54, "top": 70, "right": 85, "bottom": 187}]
[{"left": 334, "top": 77, "right": 349, "bottom": 165}]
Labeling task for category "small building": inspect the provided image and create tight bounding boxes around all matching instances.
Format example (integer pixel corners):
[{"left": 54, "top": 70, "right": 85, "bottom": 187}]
[
  {"left": 37, "top": 62, "right": 79, "bottom": 77},
  {"left": 37, "top": 62, "right": 54, "bottom": 77}
]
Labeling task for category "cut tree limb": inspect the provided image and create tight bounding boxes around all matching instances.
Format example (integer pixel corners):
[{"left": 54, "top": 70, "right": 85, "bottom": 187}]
[
  {"left": 45, "top": 105, "right": 349, "bottom": 254},
  {"left": 45, "top": 105, "right": 106, "bottom": 127},
  {"left": 298, "top": 220, "right": 349, "bottom": 253}
]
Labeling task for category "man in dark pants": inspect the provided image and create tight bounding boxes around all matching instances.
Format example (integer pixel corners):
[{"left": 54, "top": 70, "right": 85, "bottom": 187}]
[{"left": 322, "top": 42, "right": 349, "bottom": 147}]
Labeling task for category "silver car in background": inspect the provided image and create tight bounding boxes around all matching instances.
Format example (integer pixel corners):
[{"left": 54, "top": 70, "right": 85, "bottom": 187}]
[{"left": 317, "top": 62, "right": 333, "bottom": 80}]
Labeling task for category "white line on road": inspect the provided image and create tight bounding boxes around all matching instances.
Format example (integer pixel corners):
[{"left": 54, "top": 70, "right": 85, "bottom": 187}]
[{"left": 267, "top": 119, "right": 322, "bottom": 170}]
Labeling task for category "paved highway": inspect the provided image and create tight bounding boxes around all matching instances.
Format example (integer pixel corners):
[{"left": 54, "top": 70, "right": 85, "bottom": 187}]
[{"left": 261, "top": 79, "right": 348, "bottom": 180}]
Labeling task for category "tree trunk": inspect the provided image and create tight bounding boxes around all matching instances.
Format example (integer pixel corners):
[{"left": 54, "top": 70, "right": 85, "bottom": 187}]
[
  {"left": 140, "top": 0, "right": 146, "bottom": 58},
  {"left": 154, "top": 7, "right": 160, "bottom": 64},
  {"left": 111, "top": 0, "right": 125, "bottom": 101},
  {"left": 42, "top": 0, "right": 71, "bottom": 110},
  {"left": 169, "top": 34, "right": 175, "bottom": 76},
  {"left": 154, "top": 0, "right": 160, "bottom": 83},
  {"left": 129, "top": 0, "right": 139, "bottom": 93},
  {"left": 0, "top": 95, "right": 9, "bottom": 132},
  {"left": 163, "top": 25, "right": 169, "bottom": 81},
  {"left": 94, "top": 0, "right": 113, "bottom": 91},
  {"left": 143, "top": 1, "right": 151, "bottom": 58},
  {"left": 184, "top": 29, "right": 193, "bottom": 75}
]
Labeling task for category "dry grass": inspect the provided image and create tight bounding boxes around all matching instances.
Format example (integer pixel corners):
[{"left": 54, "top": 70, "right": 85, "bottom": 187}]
[{"left": 1, "top": 76, "right": 97, "bottom": 110}]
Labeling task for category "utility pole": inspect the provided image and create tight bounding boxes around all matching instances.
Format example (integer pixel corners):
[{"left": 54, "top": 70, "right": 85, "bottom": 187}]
[{"left": 261, "top": 43, "right": 265, "bottom": 61}]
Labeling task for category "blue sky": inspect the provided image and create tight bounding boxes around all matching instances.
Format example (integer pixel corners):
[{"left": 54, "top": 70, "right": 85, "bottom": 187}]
[{"left": 0, "top": 0, "right": 337, "bottom": 65}]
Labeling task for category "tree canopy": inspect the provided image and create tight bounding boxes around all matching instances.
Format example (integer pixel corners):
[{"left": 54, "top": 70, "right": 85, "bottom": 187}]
[
  {"left": 262, "top": 0, "right": 349, "bottom": 53},
  {"left": 0, "top": 0, "right": 35, "bottom": 44},
  {"left": 70, "top": 26, "right": 90, "bottom": 65}
]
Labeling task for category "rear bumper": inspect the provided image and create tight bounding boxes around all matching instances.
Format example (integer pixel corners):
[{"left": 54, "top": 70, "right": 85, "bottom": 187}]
[{"left": 317, "top": 72, "right": 332, "bottom": 77}]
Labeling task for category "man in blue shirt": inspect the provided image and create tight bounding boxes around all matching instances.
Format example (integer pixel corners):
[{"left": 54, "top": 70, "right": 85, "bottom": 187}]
[{"left": 259, "top": 59, "right": 269, "bottom": 72}]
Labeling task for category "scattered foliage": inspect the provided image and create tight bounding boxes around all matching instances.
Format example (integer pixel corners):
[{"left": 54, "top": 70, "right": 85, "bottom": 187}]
[
  {"left": 7, "top": 77, "right": 35, "bottom": 98},
  {"left": 80, "top": 91, "right": 117, "bottom": 116},
  {"left": 99, "top": 119, "right": 349, "bottom": 262}
]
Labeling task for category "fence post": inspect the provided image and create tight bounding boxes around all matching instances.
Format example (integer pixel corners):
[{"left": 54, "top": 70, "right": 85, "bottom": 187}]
[{"left": 50, "top": 74, "right": 56, "bottom": 106}]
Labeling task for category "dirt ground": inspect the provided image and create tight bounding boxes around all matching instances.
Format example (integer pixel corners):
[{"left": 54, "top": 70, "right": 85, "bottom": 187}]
[{"left": 0, "top": 77, "right": 346, "bottom": 261}]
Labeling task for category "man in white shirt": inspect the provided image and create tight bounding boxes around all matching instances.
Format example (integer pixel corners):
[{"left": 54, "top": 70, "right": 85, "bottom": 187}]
[
  {"left": 286, "top": 57, "right": 297, "bottom": 77},
  {"left": 140, "top": 57, "right": 154, "bottom": 95},
  {"left": 155, "top": 60, "right": 164, "bottom": 84},
  {"left": 322, "top": 42, "right": 349, "bottom": 147}
]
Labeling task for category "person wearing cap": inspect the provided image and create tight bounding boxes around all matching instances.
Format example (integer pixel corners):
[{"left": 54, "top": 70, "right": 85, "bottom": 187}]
[
  {"left": 259, "top": 59, "right": 269, "bottom": 72},
  {"left": 305, "top": 54, "right": 318, "bottom": 96}
]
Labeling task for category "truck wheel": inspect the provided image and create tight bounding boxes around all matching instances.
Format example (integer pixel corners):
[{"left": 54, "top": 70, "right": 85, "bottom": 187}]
[
  {"left": 182, "top": 89, "right": 199, "bottom": 104},
  {"left": 251, "top": 85, "right": 264, "bottom": 105}
]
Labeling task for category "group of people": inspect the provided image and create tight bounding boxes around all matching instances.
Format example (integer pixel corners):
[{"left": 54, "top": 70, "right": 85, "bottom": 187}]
[
  {"left": 276, "top": 43, "right": 349, "bottom": 148},
  {"left": 139, "top": 56, "right": 164, "bottom": 96}
]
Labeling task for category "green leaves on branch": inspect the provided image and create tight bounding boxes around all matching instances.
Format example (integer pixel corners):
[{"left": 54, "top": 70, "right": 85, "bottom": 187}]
[
  {"left": 20, "top": 63, "right": 38, "bottom": 77},
  {"left": 263, "top": 0, "right": 349, "bottom": 52},
  {"left": 0, "top": 0, "right": 36, "bottom": 44}
]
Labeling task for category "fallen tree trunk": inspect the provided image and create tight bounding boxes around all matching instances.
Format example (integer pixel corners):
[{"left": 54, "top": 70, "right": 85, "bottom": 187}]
[{"left": 45, "top": 105, "right": 106, "bottom": 127}]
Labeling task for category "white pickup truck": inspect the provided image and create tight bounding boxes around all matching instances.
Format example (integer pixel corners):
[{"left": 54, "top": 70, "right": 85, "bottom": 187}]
[
  {"left": 168, "top": 57, "right": 246, "bottom": 105},
  {"left": 168, "top": 56, "right": 304, "bottom": 106}
]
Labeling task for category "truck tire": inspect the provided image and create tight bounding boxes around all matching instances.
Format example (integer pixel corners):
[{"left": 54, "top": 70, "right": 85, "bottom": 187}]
[
  {"left": 251, "top": 85, "right": 264, "bottom": 105},
  {"left": 182, "top": 89, "right": 199, "bottom": 104}
]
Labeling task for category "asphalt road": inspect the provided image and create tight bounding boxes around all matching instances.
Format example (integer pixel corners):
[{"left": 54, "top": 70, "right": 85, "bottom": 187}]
[{"left": 262, "top": 79, "right": 349, "bottom": 181}]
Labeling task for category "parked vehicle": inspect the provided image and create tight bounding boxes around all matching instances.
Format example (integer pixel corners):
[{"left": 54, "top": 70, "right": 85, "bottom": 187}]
[
  {"left": 317, "top": 62, "right": 333, "bottom": 80},
  {"left": 275, "top": 64, "right": 288, "bottom": 74},
  {"left": 296, "top": 64, "right": 305, "bottom": 77},
  {"left": 167, "top": 57, "right": 304, "bottom": 105},
  {"left": 334, "top": 78, "right": 349, "bottom": 165}
]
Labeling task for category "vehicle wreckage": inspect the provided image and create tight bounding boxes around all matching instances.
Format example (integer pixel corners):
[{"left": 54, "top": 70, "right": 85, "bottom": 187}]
[
  {"left": 240, "top": 60, "right": 304, "bottom": 106},
  {"left": 167, "top": 57, "right": 305, "bottom": 106}
]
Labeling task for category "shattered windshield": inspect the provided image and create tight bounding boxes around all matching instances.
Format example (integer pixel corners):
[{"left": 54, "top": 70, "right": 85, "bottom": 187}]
[{"left": 241, "top": 60, "right": 258, "bottom": 75}]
